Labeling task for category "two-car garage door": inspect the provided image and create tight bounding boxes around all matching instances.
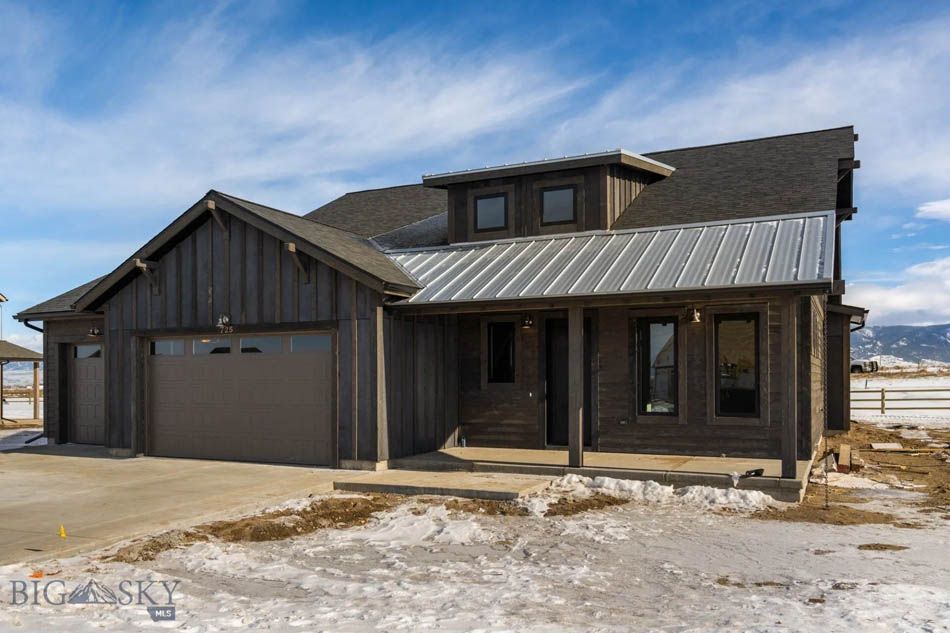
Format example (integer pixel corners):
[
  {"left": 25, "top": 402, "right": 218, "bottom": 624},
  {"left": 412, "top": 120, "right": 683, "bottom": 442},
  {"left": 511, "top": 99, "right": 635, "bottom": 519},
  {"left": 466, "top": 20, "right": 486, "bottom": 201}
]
[{"left": 148, "top": 332, "right": 334, "bottom": 466}]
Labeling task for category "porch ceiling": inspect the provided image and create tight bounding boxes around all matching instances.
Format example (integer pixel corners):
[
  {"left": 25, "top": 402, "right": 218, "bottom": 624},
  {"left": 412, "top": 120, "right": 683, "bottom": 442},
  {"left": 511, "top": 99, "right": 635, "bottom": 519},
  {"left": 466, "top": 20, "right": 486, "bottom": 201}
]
[{"left": 387, "top": 210, "right": 835, "bottom": 306}]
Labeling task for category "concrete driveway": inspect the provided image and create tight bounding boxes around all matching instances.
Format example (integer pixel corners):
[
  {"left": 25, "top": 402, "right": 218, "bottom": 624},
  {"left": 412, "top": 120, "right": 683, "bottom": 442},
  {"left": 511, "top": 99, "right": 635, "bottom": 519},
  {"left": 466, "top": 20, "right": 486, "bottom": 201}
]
[{"left": 0, "top": 444, "right": 358, "bottom": 565}]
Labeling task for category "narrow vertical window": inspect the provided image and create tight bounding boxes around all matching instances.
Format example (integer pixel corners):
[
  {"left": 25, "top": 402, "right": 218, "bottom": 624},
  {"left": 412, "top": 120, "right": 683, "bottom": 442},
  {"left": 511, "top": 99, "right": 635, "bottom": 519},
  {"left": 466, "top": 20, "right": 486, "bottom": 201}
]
[
  {"left": 715, "top": 313, "right": 760, "bottom": 417},
  {"left": 487, "top": 322, "right": 515, "bottom": 383},
  {"left": 637, "top": 318, "right": 677, "bottom": 415}
]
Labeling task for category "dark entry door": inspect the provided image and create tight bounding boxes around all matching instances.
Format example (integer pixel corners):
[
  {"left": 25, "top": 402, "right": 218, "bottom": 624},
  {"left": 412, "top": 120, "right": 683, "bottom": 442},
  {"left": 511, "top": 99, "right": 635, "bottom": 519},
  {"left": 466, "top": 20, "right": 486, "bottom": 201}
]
[
  {"left": 545, "top": 318, "right": 592, "bottom": 447},
  {"left": 70, "top": 344, "right": 105, "bottom": 444}
]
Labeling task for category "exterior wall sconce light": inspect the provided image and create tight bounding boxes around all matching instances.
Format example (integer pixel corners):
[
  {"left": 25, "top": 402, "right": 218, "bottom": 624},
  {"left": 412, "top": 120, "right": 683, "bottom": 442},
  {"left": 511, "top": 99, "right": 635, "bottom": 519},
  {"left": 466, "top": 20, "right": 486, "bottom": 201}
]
[
  {"left": 688, "top": 308, "right": 702, "bottom": 324},
  {"left": 520, "top": 313, "right": 535, "bottom": 329},
  {"left": 87, "top": 327, "right": 102, "bottom": 337},
  {"left": 216, "top": 314, "right": 234, "bottom": 334}
]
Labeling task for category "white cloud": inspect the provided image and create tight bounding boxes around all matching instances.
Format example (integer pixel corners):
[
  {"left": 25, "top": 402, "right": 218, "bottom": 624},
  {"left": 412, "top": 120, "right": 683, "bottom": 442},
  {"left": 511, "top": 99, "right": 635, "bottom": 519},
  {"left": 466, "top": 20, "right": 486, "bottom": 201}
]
[
  {"left": 848, "top": 256, "right": 950, "bottom": 325},
  {"left": 2, "top": 332, "right": 42, "bottom": 353},
  {"left": 548, "top": 16, "right": 950, "bottom": 197},
  {"left": 917, "top": 198, "right": 950, "bottom": 221},
  {"left": 0, "top": 9, "right": 577, "bottom": 217}
]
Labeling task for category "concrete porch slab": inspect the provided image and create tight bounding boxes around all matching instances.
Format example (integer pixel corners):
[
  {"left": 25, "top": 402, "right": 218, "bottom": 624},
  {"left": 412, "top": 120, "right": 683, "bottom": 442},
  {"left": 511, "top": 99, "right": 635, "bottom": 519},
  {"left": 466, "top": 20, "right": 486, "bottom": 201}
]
[
  {"left": 388, "top": 447, "right": 812, "bottom": 503},
  {"left": 333, "top": 470, "right": 553, "bottom": 501}
]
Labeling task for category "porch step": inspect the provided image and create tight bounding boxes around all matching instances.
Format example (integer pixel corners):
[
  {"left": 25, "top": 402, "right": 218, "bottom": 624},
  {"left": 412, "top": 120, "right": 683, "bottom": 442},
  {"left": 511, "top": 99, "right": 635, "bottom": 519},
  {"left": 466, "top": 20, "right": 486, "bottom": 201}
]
[{"left": 333, "top": 470, "right": 552, "bottom": 501}]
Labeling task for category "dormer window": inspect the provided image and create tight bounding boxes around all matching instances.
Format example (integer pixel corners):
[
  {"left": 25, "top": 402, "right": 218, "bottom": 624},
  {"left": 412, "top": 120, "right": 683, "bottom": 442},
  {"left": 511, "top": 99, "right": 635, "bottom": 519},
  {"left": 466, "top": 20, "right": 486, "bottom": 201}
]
[
  {"left": 540, "top": 186, "right": 576, "bottom": 226},
  {"left": 474, "top": 193, "right": 508, "bottom": 232}
]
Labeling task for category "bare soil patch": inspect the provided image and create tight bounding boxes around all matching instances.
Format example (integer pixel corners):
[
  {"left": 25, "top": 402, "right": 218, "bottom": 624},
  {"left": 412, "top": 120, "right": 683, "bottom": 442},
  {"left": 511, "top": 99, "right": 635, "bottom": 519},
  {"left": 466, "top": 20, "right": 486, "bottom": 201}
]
[
  {"left": 442, "top": 498, "right": 528, "bottom": 516},
  {"left": 825, "top": 422, "right": 950, "bottom": 512},
  {"left": 752, "top": 485, "right": 907, "bottom": 526},
  {"left": 106, "top": 494, "right": 402, "bottom": 563},
  {"left": 857, "top": 543, "right": 909, "bottom": 551},
  {"left": 542, "top": 493, "right": 630, "bottom": 517}
]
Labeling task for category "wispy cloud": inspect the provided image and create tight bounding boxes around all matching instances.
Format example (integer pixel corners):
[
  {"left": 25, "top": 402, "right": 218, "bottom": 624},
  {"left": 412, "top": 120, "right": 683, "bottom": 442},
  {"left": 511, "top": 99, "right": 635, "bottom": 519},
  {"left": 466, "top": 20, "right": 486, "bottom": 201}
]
[
  {"left": 917, "top": 198, "right": 950, "bottom": 221},
  {"left": 547, "top": 15, "right": 950, "bottom": 197},
  {"left": 849, "top": 256, "right": 950, "bottom": 325},
  {"left": 0, "top": 7, "right": 578, "bottom": 218}
]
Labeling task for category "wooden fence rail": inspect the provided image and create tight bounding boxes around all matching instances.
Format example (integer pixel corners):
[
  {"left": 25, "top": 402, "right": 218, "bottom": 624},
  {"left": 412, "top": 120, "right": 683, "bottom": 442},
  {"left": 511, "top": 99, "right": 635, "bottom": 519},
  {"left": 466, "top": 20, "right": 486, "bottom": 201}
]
[{"left": 851, "top": 387, "right": 950, "bottom": 413}]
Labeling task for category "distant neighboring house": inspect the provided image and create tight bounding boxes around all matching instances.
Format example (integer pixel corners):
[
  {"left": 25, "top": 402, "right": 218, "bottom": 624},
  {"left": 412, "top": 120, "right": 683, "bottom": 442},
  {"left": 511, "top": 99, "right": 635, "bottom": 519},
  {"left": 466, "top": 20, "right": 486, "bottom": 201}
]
[{"left": 15, "top": 127, "right": 866, "bottom": 479}]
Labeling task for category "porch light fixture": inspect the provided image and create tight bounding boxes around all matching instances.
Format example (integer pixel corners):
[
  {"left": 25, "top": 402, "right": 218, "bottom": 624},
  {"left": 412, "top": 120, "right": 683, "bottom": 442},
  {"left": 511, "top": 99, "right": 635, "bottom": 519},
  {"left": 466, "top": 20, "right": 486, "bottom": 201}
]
[
  {"left": 520, "top": 313, "right": 535, "bottom": 329},
  {"left": 688, "top": 308, "right": 702, "bottom": 324},
  {"left": 87, "top": 327, "right": 102, "bottom": 337},
  {"left": 216, "top": 314, "right": 234, "bottom": 335}
]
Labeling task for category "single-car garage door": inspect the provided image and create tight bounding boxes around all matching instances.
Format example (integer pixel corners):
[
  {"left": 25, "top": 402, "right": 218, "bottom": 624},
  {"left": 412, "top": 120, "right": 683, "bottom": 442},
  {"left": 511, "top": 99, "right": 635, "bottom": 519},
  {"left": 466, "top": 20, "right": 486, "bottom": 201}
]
[{"left": 148, "top": 332, "right": 334, "bottom": 466}]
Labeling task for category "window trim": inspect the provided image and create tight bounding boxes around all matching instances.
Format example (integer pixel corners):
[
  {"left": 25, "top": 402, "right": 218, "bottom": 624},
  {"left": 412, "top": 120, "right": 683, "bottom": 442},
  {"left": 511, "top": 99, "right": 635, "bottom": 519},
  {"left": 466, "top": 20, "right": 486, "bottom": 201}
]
[
  {"left": 628, "top": 309, "right": 687, "bottom": 425},
  {"left": 539, "top": 185, "right": 578, "bottom": 227},
  {"left": 473, "top": 192, "right": 509, "bottom": 233},
  {"left": 705, "top": 304, "right": 770, "bottom": 427},
  {"left": 480, "top": 316, "right": 521, "bottom": 389}
]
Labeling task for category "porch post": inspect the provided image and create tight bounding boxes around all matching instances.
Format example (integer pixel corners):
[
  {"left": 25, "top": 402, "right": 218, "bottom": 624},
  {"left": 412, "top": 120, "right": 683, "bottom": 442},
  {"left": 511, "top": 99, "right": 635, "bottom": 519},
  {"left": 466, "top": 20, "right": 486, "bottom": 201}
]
[
  {"left": 782, "top": 297, "right": 799, "bottom": 479},
  {"left": 33, "top": 361, "right": 40, "bottom": 420},
  {"left": 568, "top": 306, "right": 584, "bottom": 468}
]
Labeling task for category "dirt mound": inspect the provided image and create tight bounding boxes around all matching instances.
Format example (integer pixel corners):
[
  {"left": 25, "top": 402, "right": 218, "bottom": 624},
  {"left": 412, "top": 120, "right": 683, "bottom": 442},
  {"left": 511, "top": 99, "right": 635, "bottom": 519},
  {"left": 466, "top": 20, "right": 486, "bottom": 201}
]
[
  {"left": 442, "top": 498, "right": 528, "bottom": 516},
  {"left": 857, "top": 543, "right": 908, "bottom": 551},
  {"left": 204, "top": 494, "right": 400, "bottom": 542},
  {"left": 107, "top": 530, "right": 208, "bottom": 563},
  {"left": 104, "top": 494, "right": 402, "bottom": 563},
  {"left": 542, "top": 493, "right": 630, "bottom": 517}
]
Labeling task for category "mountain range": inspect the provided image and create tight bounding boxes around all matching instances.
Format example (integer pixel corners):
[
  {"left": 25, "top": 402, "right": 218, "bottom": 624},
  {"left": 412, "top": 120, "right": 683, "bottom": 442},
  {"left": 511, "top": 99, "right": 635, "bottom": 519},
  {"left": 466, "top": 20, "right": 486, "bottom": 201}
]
[{"left": 852, "top": 323, "right": 950, "bottom": 364}]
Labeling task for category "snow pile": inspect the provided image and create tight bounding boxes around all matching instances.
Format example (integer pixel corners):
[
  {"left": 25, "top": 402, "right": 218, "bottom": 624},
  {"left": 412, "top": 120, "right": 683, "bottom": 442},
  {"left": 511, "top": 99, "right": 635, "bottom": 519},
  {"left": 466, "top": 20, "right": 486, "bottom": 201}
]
[
  {"left": 335, "top": 504, "right": 489, "bottom": 548},
  {"left": 521, "top": 474, "right": 779, "bottom": 515}
]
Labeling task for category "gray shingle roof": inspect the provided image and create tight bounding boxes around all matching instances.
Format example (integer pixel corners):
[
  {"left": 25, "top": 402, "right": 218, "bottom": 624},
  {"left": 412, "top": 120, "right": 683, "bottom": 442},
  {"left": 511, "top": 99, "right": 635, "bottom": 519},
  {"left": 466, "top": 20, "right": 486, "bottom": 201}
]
[
  {"left": 305, "top": 184, "right": 447, "bottom": 238},
  {"left": 216, "top": 192, "right": 418, "bottom": 290},
  {"left": 0, "top": 340, "right": 43, "bottom": 361},
  {"left": 14, "top": 277, "right": 106, "bottom": 319},
  {"left": 615, "top": 126, "right": 854, "bottom": 230},
  {"left": 387, "top": 211, "right": 835, "bottom": 306}
]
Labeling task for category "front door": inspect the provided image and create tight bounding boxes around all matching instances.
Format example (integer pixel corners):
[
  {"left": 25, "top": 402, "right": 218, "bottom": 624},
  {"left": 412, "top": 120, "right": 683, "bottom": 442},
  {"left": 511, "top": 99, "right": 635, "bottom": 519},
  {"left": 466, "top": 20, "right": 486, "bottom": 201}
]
[
  {"left": 545, "top": 318, "right": 592, "bottom": 447},
  {"left": 69, "top": 343, "right": 105, "bottom": 444}
]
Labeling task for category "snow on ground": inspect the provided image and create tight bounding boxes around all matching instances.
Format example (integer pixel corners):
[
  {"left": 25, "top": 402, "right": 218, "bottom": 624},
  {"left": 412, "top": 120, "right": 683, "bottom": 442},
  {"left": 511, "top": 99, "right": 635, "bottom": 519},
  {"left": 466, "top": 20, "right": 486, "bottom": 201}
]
[
  {"left": 0, "top": 398, "right": 42, "bottom": 420},
  {"left": 520, "top": 474, "right": 780, "bottom": 516},
  {"left": 0, "top": 486, "right": 947, "bottom": 632},
  {"left": 851, "top": 375, "right": 950, "bottom": 438}
]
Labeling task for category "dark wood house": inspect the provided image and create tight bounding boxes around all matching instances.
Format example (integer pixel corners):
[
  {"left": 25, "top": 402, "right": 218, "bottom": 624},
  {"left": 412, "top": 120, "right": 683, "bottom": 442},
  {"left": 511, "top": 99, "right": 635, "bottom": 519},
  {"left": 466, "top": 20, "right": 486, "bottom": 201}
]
[{"left": 15, "top": 127, "right": 866, "bottom": 486}]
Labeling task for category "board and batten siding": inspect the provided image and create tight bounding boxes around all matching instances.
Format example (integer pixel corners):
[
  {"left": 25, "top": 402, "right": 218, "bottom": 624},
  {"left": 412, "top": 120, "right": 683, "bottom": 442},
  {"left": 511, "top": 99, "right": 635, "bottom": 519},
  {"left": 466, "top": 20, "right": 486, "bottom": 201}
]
[
  {"left": 383, "top": 314, "right": 459, "bottom": 460},
  {"left": 42, "top": 316, "right": 104, "bottom": 443},
  {"left": 101, "top": 211, "right": 384, "bottom": 464}
]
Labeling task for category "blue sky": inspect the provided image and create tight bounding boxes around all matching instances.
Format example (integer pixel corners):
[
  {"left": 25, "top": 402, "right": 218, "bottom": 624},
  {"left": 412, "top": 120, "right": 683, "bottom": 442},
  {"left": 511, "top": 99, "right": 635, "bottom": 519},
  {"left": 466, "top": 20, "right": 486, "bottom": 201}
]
[{"left": 2, "top": 0, "right": 950, "bottom": 349}]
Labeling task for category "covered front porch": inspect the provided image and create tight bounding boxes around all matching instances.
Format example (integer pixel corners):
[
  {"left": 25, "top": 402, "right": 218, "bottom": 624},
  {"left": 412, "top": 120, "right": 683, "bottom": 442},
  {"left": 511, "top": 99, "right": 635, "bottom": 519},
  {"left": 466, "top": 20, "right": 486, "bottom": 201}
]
[{"left": 387, "top": 446, "right": 811, "bottom": 503}]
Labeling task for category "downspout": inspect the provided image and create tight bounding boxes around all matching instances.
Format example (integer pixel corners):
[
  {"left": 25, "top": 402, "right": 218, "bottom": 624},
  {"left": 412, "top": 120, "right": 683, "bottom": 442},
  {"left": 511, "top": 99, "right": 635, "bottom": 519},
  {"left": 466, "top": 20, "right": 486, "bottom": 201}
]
[{"left": 23, "top": 320, "right": 43, "bottom": 334}]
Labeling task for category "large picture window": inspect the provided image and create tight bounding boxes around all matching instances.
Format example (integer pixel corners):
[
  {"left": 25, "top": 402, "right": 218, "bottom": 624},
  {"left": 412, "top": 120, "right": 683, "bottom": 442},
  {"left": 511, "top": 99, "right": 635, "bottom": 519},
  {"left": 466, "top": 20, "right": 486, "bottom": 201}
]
[
  {"left": 487, "top": 321, "right": 515, "bottom": 383},
  {"left": 637, "top": 318, "right": 678, "bottom": 415},
  {"left": 715, "top": 313, "right": 760, "bottom": 417},
  {"left": 474, "top": 193, "right": 508, "bottom": 232}
]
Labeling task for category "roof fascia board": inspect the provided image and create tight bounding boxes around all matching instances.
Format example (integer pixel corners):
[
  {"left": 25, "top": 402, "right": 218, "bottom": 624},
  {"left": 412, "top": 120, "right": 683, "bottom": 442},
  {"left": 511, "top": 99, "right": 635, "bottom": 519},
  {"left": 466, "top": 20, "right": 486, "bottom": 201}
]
[
  {"left": 389, "top": 280, "right": 833, "bottom": 313},
  {"left": 13, "top": 310, "right": 102, "bottom": 322},
  {"left": 211, "top": 196, "right": 388, "bottom": 295},
  {"left": 422, "top": 150, "right": 674, "bottom": 187},
  {"left": 74, "top": 198, "right": 210, "bottom": 311}
]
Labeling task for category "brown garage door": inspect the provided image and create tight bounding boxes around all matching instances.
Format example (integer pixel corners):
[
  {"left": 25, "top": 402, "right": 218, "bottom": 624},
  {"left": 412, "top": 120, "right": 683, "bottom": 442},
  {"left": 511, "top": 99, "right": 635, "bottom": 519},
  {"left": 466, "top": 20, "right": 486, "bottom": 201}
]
[
  {"left": 147, "top": 332, "right": 335, "bottom": 466},
  {"left": 70, "top": 343, "right": 105, "bottom": 444}
]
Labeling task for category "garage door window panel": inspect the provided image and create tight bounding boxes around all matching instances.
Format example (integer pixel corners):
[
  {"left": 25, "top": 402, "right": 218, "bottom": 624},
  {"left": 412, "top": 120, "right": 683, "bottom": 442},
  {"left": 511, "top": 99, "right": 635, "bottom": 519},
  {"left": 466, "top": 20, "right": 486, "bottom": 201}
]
[
  {"left": 194, "top": 337, "right": 231, "bottom": 355},
  {"left": 75, "top": 344, "right": 102, "bottom": 359},
  {"left": 240, "top": 336, "right": 282, "bottom": 354},
  {"left": 151, "top": 340, "right": 184, "bottom": 356},
  {"left": 291, "top": 334, "right": 332, "bottom": 352}
]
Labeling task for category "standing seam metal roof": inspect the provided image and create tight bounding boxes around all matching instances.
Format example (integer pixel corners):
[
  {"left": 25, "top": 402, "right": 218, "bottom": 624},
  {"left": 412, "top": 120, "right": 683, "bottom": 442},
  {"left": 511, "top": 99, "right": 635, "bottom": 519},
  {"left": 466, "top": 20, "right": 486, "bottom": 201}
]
[{"left": 387, "top": 210, "right": 835, "bottom": 304}]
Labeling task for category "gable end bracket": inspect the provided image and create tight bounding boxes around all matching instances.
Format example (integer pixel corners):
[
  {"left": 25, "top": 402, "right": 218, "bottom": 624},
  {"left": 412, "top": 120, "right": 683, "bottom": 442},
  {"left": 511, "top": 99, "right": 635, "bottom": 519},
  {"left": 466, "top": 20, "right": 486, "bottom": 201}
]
[
  {"left": 284, "top": 242, "right": 311, "bottom": 284},
  {"left": 134, "top": 258, "right": 161, "bottom": 294}
]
